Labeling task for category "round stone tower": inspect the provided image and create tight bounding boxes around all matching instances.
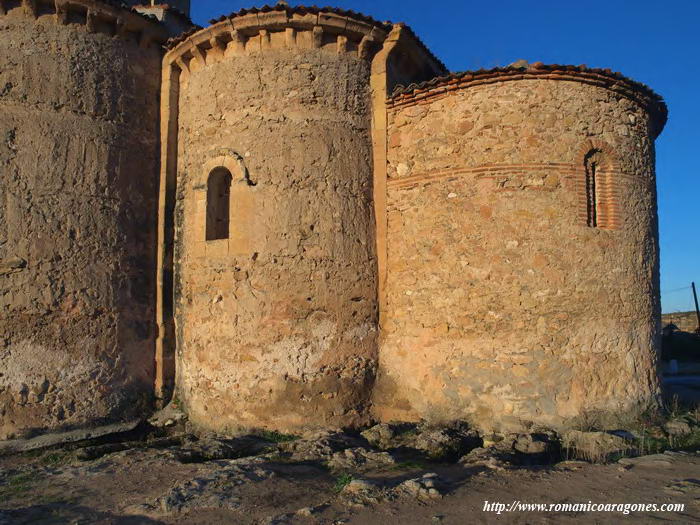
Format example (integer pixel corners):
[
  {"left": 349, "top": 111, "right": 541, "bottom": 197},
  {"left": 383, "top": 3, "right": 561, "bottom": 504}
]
[
  {"left": 161, "top": 6, "right": 391, "bottom": 432},
  {"left": 374, "top": 63, "right": 667, "bottom": 431},
  {"left": 0, "top": 1, "right": 167, "bottom": 439}
]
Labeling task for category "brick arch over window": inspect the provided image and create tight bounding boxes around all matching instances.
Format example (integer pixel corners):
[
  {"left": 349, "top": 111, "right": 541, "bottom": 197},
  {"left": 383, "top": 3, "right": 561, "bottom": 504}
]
[
  {"left": 575, "top": 139, "right": 621, "bottom": 171},
  {"left": 576, "top": 140, "right": 621, "bottom": 230}
]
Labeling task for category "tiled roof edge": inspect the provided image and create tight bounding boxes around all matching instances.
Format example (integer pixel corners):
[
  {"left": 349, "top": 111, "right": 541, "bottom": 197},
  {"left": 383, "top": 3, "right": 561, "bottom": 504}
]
[
  {"left": 390, "top": 62, "right": 667, "bottom": 134},
  {"left": 167, "top": 3, "right": 393, "bottom": 49},
  {"left": 393, "top": 23, "right": 447, "bottom": 75},
  {"left": 165, "top": 4, "right": 447, "bottom": 76},
  {"left": 208, "top": 4, "right": 392, "bottom": 30}
]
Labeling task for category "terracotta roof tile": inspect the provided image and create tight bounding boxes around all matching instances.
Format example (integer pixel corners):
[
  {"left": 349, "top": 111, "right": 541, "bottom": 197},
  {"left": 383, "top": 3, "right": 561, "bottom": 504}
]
[{"left": 208, "top": 4, "right": 392, "bottom": 30}]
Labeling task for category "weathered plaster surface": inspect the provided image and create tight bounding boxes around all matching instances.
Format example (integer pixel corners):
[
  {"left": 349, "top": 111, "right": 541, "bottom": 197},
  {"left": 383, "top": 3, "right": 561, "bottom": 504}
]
[
  {"left": 0, "top": 8, "right": 163, "bottom": 439},
  {"left": 173, "top": 41, "right": 378, "bottom": 432}
]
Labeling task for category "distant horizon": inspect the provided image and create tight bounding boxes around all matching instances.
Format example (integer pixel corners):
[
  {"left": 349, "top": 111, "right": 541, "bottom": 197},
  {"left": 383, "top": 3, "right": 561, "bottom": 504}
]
[{"left": 190, "top": 0, "right": 699, "bottom": 314}]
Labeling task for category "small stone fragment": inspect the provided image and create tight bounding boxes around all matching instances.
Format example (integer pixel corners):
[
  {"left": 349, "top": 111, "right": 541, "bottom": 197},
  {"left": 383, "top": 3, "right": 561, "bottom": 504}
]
[{"left": 343, "top": 478, "right": 380, "bottom": 494}]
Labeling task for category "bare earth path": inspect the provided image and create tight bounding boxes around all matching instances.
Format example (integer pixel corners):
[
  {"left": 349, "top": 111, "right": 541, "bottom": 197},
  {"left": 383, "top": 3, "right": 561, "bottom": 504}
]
[{"left": 1, "top": 443, "right": 699, "bottom": 524}]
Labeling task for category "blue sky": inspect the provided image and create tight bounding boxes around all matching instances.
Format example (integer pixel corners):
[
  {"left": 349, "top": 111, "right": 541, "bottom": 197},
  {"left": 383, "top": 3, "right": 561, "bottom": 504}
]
[{"left": 191, "top": 1, "right": 699, "bottom": 313}]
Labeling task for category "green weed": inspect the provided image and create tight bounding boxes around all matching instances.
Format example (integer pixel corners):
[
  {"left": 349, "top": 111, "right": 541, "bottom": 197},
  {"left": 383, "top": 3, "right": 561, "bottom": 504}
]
[
  {"left": 333, "top": 473, "right": 353, "bottom": 493},
  {"left": 564, "top": 400, "right": 700, "bottom": 463},
  {"left": 41, "top": 451, "right": 71, "bottom": 467}
]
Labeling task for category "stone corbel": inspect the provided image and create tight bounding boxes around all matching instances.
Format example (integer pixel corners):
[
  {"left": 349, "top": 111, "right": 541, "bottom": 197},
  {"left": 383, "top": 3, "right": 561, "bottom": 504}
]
[
  {"left": 259, "top": 29, "right": 271, "bottom": 50},
  {"left": 285, "top": 27, "right": 296, "bottom": 48},
  {"left": 312, "top": 26, "right": 323, "bottom": 48},
  {"left": 174, "top": 56, "right": 190, "bottom": 75},
  {"left": 22, "top": 0, "right": 37, "bottom": 18},
  {"left": 209, "top": 34, "right": 225, "bottom": 53},
  {"left": 115, "top": 17, "right": 129, "bottom": 39},
  {"left": 337, "top": 34, "right": 348, "bottom": 54},
  {"left": 54, "top": 0, "right": 68, "bottom": 24},
  {"left": 227, "top": 27, "right": 246, "bottom": 54},
  {"left": 358, "top": 35, "right": 375, "bottom": 60},
  {"left": 190, "top": 44, "right": 206, "bottom": 67},
  {"left": 86, "top": 9, "right": 98, "bottom": 32}
]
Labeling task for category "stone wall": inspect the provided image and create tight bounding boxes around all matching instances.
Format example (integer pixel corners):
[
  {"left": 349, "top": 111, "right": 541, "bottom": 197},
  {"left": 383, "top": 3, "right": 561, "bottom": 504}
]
[
  {"left": 373, "top": 69, "right": 665, "bottom": 431},
  {"left": 662, "top": 312, "right": 699, "bottom": 333},
  {"left": 0, "top": 2, "right": 668, "bottom": 439},
  {"left": 165, "top": 12, "right": 385, "bottom": 432},
  {"left": 0, "top": 4, "right": 165, "bottom": 439}
]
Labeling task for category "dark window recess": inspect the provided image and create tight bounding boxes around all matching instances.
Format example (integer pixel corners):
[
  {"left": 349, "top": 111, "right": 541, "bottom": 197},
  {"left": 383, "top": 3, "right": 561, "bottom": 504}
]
[
  {"left": 206, "top": 167, "right": 232, "bottom": 240},
  {"left": 584, "top": 151, "right": 602, "bottom": 228}
]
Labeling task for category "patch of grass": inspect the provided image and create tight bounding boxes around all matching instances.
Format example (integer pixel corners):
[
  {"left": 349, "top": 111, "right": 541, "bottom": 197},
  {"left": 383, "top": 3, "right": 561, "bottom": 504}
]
[
  {"left": 564, "top": 400, "right": 700, "bottom": 463},
  {"left": 333, "top": 473, "right": 353, "bottom": 493},
  {"left": 33, "top": 493, "right": 81, "bottom": 506},
  {"left": 41, "top": 451, "right": 71, "bottom": 467},
  {"left": 673, "top": 429, "right": 700, "bottom": 450},
  {"left": 606, "top": 451, "right": 630, "bottom": 464},
  {"left": 258, "top": 430, "right": 299, "bottom": 443},
  {"left": 638, "top": 428, "right": 700, "bottom": 454},
  {"left": 391, "top": 460, "right": 427, "bottom": 470},
  {"left": 0, "top": 472, "right": 35, "bottom": 498},
  {"left": 664, "top": 395, "right": 684, "bottom": 420}
]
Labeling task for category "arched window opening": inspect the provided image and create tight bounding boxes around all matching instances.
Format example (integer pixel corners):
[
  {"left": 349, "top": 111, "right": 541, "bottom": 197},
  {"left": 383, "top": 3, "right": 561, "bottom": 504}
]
[
  {"left": 206, "top": 167, "right": 232, "bottom": 241},
  {"left": 584, "top": 150, "right": 602, "bottom": 228}
]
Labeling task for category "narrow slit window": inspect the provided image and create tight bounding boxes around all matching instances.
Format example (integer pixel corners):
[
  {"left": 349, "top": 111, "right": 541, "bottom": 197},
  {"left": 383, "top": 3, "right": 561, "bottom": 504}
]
[
  {"left": 586, "top": 159, "right": 598, "bottom": 227},
  {"left": 206, "top": 167, "right": 232, "bottom": 240},
  {"left": 584, "top": 150, "right": 604, "bottom": 228}
]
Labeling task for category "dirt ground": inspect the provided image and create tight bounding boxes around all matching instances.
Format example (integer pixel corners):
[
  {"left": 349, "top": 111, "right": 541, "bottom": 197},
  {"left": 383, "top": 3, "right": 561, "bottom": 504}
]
[{"left": 1, "top": 435, "right": 699, "bottom": 525}]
